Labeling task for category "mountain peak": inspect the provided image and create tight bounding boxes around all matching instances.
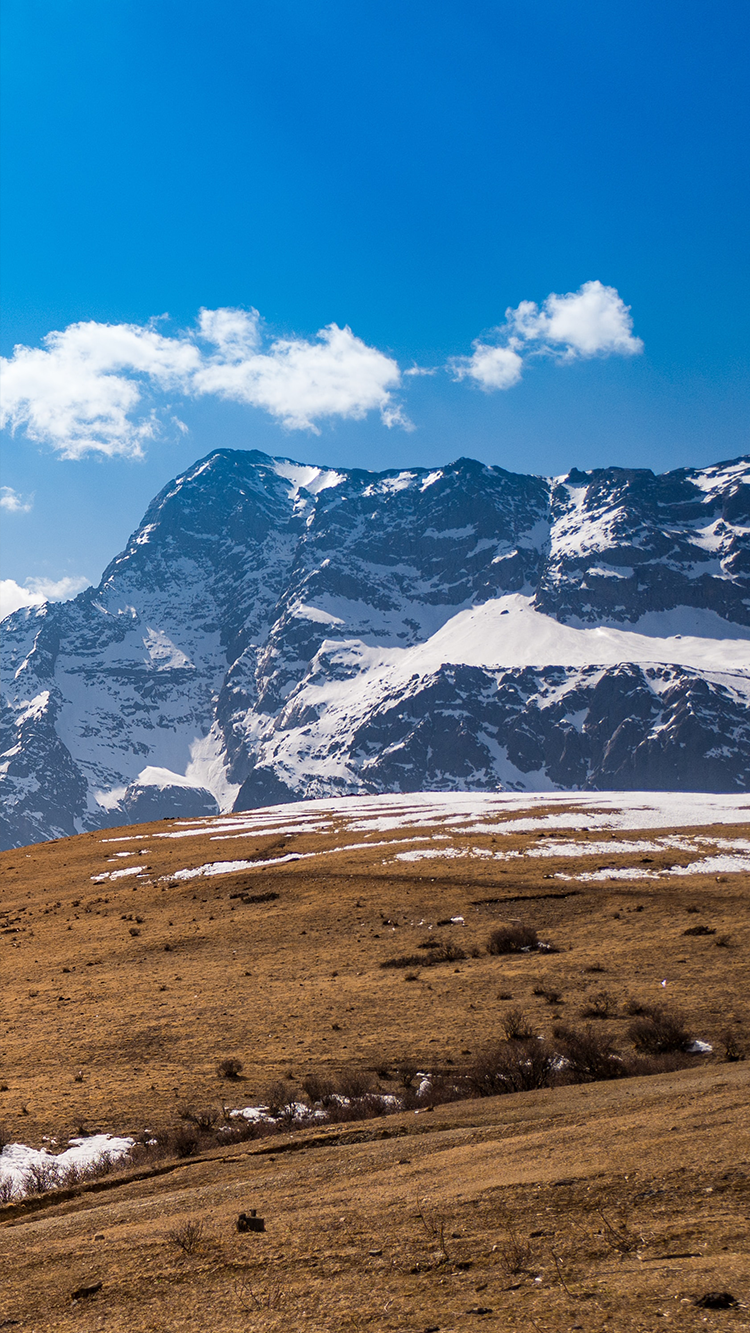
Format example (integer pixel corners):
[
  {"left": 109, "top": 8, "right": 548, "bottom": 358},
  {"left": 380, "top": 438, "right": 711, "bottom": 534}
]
[{"left": 2, "top": 448, "right": 749, "bottom": 848}]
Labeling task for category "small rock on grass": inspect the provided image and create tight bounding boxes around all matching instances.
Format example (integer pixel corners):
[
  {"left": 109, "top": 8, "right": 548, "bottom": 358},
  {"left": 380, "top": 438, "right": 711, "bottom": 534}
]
[
  {"left": 695, "top": 1292, "right": 737, "bottom": 1310},
  {"left": 71, "top": 1282, "right": 102, "bottom": 1300}
]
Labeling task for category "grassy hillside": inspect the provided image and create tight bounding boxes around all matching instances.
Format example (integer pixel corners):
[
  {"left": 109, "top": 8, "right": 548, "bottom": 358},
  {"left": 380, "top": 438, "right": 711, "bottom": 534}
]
[{"left": 0, "top": 796, "right": 748, "bottom": 1328}]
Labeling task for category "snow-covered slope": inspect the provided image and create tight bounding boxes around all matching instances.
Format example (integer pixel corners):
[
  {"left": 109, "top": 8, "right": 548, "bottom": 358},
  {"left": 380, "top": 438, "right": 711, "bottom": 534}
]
[{"left": 1, "top": 448, "right": 748, "bottom": 849}]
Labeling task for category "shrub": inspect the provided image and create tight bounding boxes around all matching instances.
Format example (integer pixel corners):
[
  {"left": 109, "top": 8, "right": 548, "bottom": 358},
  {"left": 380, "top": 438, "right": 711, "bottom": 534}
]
[
  {"left": 424, "top": 1073, "right": 466, "bottom": 1106},
  {"left": 179, "top": 1105, "right": 220, "bottom": 1132},
  {"left": 533, "top": 984, "right": 562, "bottom": 1005},
  {"left": 336, "top": 1068, "right": 374, "bottom": 1100},
  {"left": 487, "top": 925, "right": 539, "bottom": 955},
  {"left": 301, "top": 1072, "right": 335, "bottom": 1104},
  {"left": 628, "top": 1051, "right": 693, "bottom": 1075},
  {"left": 627, "top": 1006, "right": 691, "bottom": 1054},
  {"left": 397, "top": 1063, "right": 418, "bottom": 1088},
  {"left": 217, "top": 1057, "right": 243, "bottom": 1080},
  {"left": 380, "top": 941, "right": 466, "bottom": 969},
  {"left": 495, "top": 1223, "right": 533, "bottom": 1276},
  {"left": 59, "top": 1161, "right": 85, "bottom": 1188},
  {"left": 467, "top": 1040, "right": 557, "bottom": 1096},
  {"left": 580, "top": 990, "right": 617, "bottom": 1020},
  {"left": 502, "top": 1007, "right": 536, "bottom": 1041},
  {"left": 722, "top": 1028, "right": 745, "bottom": 1062},
  {"left": 167, "top": 1218, "right": 205, "bottom": 1254},
  {"left": 553, "top": 1024, "right": 625, "bottom": 1083},
  {"left": 264, "top": 1080, "right": 295, "bottom": 1115},
  {"left": 0, "top": 1176, "right": 18, "bottom": 1204},
  {"left": 23, "top": 1159, "right": 60, "bottom": 1194},
  {"left": 324, "top": 1094, "right": 388, "bottom": 1124},
  {"left": 166, "top": 1125, "right": 200, "bottom": 1158}
]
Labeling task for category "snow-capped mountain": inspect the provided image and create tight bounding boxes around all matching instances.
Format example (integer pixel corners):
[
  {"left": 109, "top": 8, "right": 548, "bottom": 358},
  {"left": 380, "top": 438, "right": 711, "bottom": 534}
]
[{"left": 2, "top": 448, "right": 749, "bottom": 849}]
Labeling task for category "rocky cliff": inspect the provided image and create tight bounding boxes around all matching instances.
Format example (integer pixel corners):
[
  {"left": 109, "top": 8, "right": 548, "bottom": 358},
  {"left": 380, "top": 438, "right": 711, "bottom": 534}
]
[{"left": 2, "top": 449, "right": 748, "bottom": 848}]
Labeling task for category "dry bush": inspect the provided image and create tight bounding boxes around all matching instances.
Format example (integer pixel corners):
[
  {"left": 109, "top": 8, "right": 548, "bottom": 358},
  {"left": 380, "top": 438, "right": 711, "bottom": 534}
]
[
  {"left": 81, "top": 1154, "right": 115, "bottom": 1182},
  {"left": 217, "top": 1057, "right": 243, "bottom": 1080},
  {"left": 167, "top": 1218, "right": 205, "bottom": 1255},
  {"left": 580, "top": 990, "right": 617, "bottom": 1020},
  {"left": 397, "top": 1063, "right": 418, "bottom": 1088},
  {"left": 0, "top": 1176, "right": 19, "bottom": 1204},
  {"left": 236, "top": 1280, "right": 284, "bottom": 1312},
  {"left": 417, "top": 1198, "right": 451, "bottom": 1266},
  {"left": 223, "top": 1118, "right": 278, "bottom": 1145},
  {"left": 162, "top": 1125, "right": 200, "bottom": 1159},
  {"left": 487, "top": 924, "right": 539, "bottom": 955},
  {"left": 325, "top": 1095, "right": 389, "bottom": 1124},
  {"left": 596, "top": 1207, "right": 642, "bottom": 1254},
  {"left": 467, "top": 1040, "right": 557, "bottom": 1097},
  {"left": 533, "top": 983, "right": 562, "bottom": 1005},
  {"left": 264, "top": 1079, "right": 297, "bottom": 1115},
  {"left": 502, "top": 1007, "right": 536, "bottom": 1041},
  {"left": 336, "top": 1067, "right": 374, "bottom": 1099},
  {"left": 721, "top": 1028, "right": 745, "bottom": 1062},
  {"left": 627, "top": 1006, "right": 692, "bottom": 1054},
  {"left": 301, "top": 1071, "right": 335, "bottom": 1104},
  {"left": 380, "top": 941, "right": 466, "bottom": 969},
  {"left": 59, "top": 1161, "right": 86, "bottom": 1188},
  {"left": 553, "top": 1024, "right": 626, "bottom": 1083},
  {"left": 495, "top": 1223, "right": 533, "bottom": 1275},
  {"left": 423, "top": 1073, "right": 466, "bottom": 1106},
  {"left": 23, "top": 1159, "right": 60, "bottom": 1194},
  {"left": 179, "top": 1105, "right": 220, "bottom": 1131}
]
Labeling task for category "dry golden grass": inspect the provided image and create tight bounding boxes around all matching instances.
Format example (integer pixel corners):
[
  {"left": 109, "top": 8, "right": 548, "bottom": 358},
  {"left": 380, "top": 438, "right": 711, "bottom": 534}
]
[{"left": 0, "top": 804, "right": 748, "bottom": 1329}]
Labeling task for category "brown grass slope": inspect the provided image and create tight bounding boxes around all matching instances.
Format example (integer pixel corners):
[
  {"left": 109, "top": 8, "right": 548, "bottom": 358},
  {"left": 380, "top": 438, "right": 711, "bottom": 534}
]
[{"left": 0, "top": 806, "right": 748, "bottom": 1329}]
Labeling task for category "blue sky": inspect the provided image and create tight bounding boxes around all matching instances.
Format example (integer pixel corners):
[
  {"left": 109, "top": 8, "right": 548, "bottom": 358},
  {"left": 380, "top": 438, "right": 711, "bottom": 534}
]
[{"left": 1, "top": 0, "right": 748, "bottom": 610}]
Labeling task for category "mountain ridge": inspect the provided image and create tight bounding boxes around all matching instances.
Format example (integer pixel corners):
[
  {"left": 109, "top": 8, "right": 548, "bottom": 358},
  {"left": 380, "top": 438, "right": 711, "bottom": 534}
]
[{"left": 1, "top": 447, "right": 748, "bottom": 849}]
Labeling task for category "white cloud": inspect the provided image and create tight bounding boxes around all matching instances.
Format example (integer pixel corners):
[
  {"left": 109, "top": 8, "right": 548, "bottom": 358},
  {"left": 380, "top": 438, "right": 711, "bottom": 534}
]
[
  {"left": 0, "top": 575, "right": 90, "bottom": 620},
  {"left": 0, "top": 486, "right": 33, "bottom": 513},
  {"left": 0, "top": 320, "right": 200, "bottom": 459},
  {"left": 506, "top": 281, "right": 643, "bottom": 358},
  {"left": 451, "top": 343, "right": 523, "bottom": 391},
  {"left": 195, "top": 317, "right": 403, "bottom": 432},
  {"left": 0, "top": 308, "right": 406, "bottom": 457},
  {"left": 451, "top": 280, "right": 643, "bottom": 391},
  {"left": 0, "top": 288, "right": 640, "bottom": 450}
]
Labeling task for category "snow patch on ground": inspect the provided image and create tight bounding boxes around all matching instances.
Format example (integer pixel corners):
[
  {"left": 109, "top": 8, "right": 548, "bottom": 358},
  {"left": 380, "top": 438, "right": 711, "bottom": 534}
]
[
  {"left": 172, "top": 789, "right": 750, "bottom": 837},
  {"left": 91, "top": 866, "right": 145, "bottom": 883},
  {"left": 0, "top": 1134, "right": 133, "bottom": 1199}
]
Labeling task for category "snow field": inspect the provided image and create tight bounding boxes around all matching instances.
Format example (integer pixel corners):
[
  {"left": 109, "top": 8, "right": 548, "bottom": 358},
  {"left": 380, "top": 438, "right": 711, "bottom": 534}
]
[{"left": 121, "top": 790, "right": 750, "bottom": 882}]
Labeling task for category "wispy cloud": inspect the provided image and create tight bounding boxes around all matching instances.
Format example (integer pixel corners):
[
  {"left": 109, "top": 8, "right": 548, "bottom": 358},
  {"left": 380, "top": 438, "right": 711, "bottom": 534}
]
[
  {"left": 0, "top": 486, "right": 33, "bottom": 513},
  {"left": 0, "top": 575, "right": 91, "bottom": 620},
  {"left": 0, "top": 308, "right": 405, "bottom": 458},
  {"left": 451, "top": 280, "right": 643, "bottom": 390}
]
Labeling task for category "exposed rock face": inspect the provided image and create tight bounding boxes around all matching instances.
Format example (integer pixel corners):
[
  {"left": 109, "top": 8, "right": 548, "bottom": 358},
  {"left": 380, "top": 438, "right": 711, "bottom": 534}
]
[{"left": 1, "top": 449, "right": 748, "bottom": 848}]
